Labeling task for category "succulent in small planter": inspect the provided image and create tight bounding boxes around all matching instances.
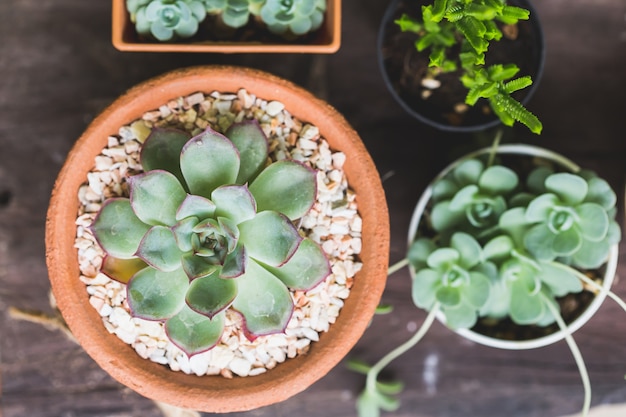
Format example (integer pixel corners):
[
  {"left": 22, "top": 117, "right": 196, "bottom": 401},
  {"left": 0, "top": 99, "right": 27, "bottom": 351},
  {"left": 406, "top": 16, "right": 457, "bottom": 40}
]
[
  {"left": 378, "top": 0, "right": 544, "bottom": 132},
  {"left": 90, "top": 120, "right": 331, "bottom": 355},
  {"left": 351, "top": 143, "right": 625, "bottom": 417},
  {"left": 115, "top": 0, "right": 338, "bottom": 52},
  {"left": 129, "top": 0, "right": 208, "bottom": 41}
]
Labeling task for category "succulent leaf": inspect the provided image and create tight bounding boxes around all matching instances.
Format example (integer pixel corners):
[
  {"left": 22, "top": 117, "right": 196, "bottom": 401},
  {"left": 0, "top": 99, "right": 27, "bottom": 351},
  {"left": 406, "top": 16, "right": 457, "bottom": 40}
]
[
  {"left": 545, "top": 173, "right": 588, "bottom": 205},
  {"left": 508, "top": 277, "right": 544, "bottom": 325},
  {"left": 90, "top": 199, "right": 150, "bottom": 259},
  {"left": 165, "top": 305, "right": 225, "bottom": 356},
  {"left": 232, "top": 259, "right": 294, "bottom": 339},
  {"left": 127, "top": 266, "right": 189, "bottom": 320},
  {"left": 140, "top": 129, "right": 191, "bottom": 187},
  {"left": 478, "top": 165, "right": 518, "bottom": 194},
  {"left": 211, "top": 185, "right": 257, "bottom": 224},
  {"left": 135, "top": 226, "right": 184, "bottom": 271},
  {"left": 249, "top": 160, "right": 316, "bottom": 220},
  {"left": 220, "top": 243, "right": 247, "bottom": 278},
  {"left": 238, "top": 211, "right": 302, "bottom": 267},
  {"left": 176, "top": 195, "right": 216, "bottom": 222},
  {"left": 100, "top": 256, "right": 148, "bottom": 284},
  {"left": 180, "top": 128, "right": 240, "bottom": 199},
  {"left": 181, "top": 252, "right": 220, "bottom": 279},
  {"left": 261, "top": 238, "right": 330, "bottom": 290},
  {"left": 129, "top": 170, "right": 187, "bottom": 226},
  {"left": 186, "top": 272, "right": 238, "bottom": 318},
  {"left": 225, "top": 120, "right": 269, "bottom": 184}
]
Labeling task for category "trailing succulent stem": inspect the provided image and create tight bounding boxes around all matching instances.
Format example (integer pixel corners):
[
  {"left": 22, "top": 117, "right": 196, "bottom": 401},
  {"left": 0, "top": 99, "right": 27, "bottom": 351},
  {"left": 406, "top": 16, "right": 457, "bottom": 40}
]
[
  {"left": 91, "top": 120, "right": 331, "bottom": 356},
  {"left": 395, "top": 0, "right": 542, "bottom": 133}
]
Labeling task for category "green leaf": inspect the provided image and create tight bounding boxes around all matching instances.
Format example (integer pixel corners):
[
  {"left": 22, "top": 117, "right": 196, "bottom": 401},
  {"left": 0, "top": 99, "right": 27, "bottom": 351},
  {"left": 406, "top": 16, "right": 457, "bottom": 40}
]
[
  {"left": 524, "top": 223, "right": 556, "bottom": 261},
  {"left": 509, "top": 279, "right": 544, "bottom": 325},
  {"left": 576, "top": 203, "right": 609, "bottom": 241},
  {"left": 456, "top": 16, "right": 488, "bottom": 53},
  {"left": 220, "top": 242, "right": 246, "bottom": 278},
  {"left": 449, "top": 185, "right": 479, "bottom": 211},
  {"left": 171, "top": 216, "right": 199, "bottom": 252},
  {"left": 181, "top": 253, "right": 219, "bottom": 279},
  {"left": 571, "top": 238, "right": 611, "bottom": 269},
  {"left": 465, "top": 272, "right": 491, "bottom": 308},
  {"left": 225, "top": 120, "right": 269, "bottom": 184},
  {"left": 90, "top": 198, "right": 150, "bottom": 259},
  {"left": 231, "top": 259, "right": 294, "bottom": 338},
  {"left": 483, "top": 235, "right": 514, "bottom": 261},
  {"left": 453, "top": 159, "right": 484, "bottom": 186},
  {"left": 238, "top": 211, "right": 302, "bottom": 267},
  {"left": 140, "top": 128, "right": 191, "bottom": 187},
  {"left": 129, "top": 170, "right": 187, "bottom": 226},
  {"left": 135, "top": 226, "right": 183, "bottom": 271},
  {"left": 450, "top": 232, "right": 482, "bottom": 270},
  {"left": 442, "top": 302, "right": 477, "bottom": 329},
  {"left": 394, "top": 13, "right": 422, "bottom": 33},
  {"left": 536, "top": 262, "right": 582, "bottom": 297},
  {"left": 431, "top": 0, "right": 448, "bottom": 20},
  {"left": 261, "top": 238, "right": 330, "bottom": 290},
  {"left": 407, "top": 238, "right": 437, "bottom": 269},
  {"left": 491, "top": 93, "right": 542, "bottom": 134},
  {"left": 488, "top": 64, "right": 520, "bottom": 82},
  {"left": 545, "top": 173, "right": 588, "bottom": 205},
  {"left": 100, "top": 255, "right": 148, "bottom": 284},
  {"left": 180, "top": 128, "right": 240, "bottom": 199},
  {"left": 127, "top": 266, "right": 189, "bottom": 320},
  {"left": 585, "top": 177, "right": 617, "bottom": 210},
  {"left": 165, "top": 305, "right": 224, "bottom": 356},
  {"left": 525, "top": 194, "right": 558, "bottom": 223},
  {"left": 186, "top": 271, "right": 238, "bottom": 318},
  {"left": 526, "top": 166, "right": 553, "bottom": 194},
  {"left": 431, "top": 200, "right": 465, "bottom": 231},
  {"left": 249, "top": 160, "right": 316, "bottom": 220},
  {"left": 504, "top": 76, "right": 532, "bottom": 94},
  {"left": 427, "top": 248, "right": 460, "bottom": 270},
  {"left": 479, "top": 166, "right": 518, "bottom": 194},
  {"left": 436, "top": 285, "right": 461, "bottom": 307},
  {"left": 176, "top": 195, "right": 216, "bottom": 222},
  {"left": 211, "top": 184, "right": 257, "bottom": 224},
  {"left": 412, "top": 269, "right": 441, "bottom": 309}
]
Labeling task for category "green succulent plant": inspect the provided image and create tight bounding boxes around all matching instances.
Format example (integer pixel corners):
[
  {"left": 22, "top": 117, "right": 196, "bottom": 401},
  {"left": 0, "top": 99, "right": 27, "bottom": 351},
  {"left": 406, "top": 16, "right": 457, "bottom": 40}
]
[
  {"left": 90, "top": 120, "right": 331, "bottom": 355},
  {"left": 394, "top": 0, "right": 542, "bottom": 133},
  {"left": 204, "top": 0, "right": 265, "bottom": 28},
  {"left": 259, "top": 0, "right": 326, "bottom": 36},
  {"left": 351, "top": 146, "right": 623, "bottom": 417},
  {"left": 130, "top": 0, "right": 208, "bottom": 41}
]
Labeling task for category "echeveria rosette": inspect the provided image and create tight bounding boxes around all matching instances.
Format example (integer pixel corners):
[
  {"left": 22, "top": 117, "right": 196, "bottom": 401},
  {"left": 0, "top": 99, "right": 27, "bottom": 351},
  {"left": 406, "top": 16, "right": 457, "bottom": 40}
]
[
  {"left": 90, "top": 120, "right": 331, "bottom": 356},
  {"left": 409, "top": 233, "right": 492, "bottom": 329},
  {"left": 521, "top": 171, "right": 620, "bottom": 269},
  {"left": 132, "top": 0, "right": 207, "bottom": 41},
  {"left": 260, "top": 0, "right": 326, "bottom": 36},
  {"left": 204, "top": 0, "right": 265, "bottom": 28},
  {"left": 430, "top": 158, "right": 519, "bottom": 234},
  {"left": 478, "top": 235, "right": 583, "bottom": 327}
]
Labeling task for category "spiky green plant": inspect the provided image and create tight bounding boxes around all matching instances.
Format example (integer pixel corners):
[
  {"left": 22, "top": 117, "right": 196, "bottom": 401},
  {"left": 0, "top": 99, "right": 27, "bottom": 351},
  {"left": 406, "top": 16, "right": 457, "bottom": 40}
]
[
  {"left": 129, "top": 0, "right": 208, "bottom": 41},
  {"left": 259, "top": 0, "right": 326, "bottom": 36},
  {"left": 351, "top": 145, "right": 623, "bottom": 417},
  {"left": 394, "top": 0, "right": 542, "bottom": 133},
  {"left": 90, "top": 120, "right": 331, "bottom": 356},
  {"left": 204, "top": 0, "right": 265, "bottom": 28}
]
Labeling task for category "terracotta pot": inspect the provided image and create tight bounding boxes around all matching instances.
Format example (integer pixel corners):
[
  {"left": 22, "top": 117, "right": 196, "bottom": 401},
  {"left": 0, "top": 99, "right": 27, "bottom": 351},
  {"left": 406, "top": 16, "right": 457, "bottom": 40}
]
[
  {"left": 46, "top": 66, "right": 389, "bottom": 412},
  {"left": 112, "top": 0, "right": 341, "bottom": 53},
  {"left": 378, "top": 0, "right": 545, "bottom": 132},
  {"left": 408, "top": 144, "right": 619, "bottom": 349}
]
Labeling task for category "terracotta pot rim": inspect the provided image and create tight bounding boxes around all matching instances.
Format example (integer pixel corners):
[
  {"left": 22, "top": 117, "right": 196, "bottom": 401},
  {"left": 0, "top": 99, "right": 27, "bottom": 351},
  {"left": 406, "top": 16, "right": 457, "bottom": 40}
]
[
  {"left": 407, "top": 143, "right": 618, "bottom": 350},
  {"left": 111, "top": 0, "right": 342, "bottom": 53},
  {"left": 46, "top": 65, "right": 389, "bottom": 412}
]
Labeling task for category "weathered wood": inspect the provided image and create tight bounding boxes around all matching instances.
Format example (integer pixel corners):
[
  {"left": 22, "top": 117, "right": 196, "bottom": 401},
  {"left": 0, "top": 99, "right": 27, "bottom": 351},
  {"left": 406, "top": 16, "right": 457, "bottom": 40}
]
[{"left": 1, "top": 0, "right": 626, "bottom": 416}]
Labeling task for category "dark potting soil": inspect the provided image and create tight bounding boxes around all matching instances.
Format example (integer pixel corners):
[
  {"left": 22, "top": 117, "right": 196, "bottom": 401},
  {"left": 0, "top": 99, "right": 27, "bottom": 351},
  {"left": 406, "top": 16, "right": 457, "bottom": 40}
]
[{"left": 379, "top": 0, "right": 543, "bottom": 129}]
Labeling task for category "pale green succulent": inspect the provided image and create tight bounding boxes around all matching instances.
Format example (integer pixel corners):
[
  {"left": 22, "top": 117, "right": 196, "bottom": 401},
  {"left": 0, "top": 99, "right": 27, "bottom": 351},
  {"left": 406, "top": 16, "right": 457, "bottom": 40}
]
[
  {"left": 409, "top": 233, "right": 492, "bottom": 329},
  {"left": 91, "top": 120, "right": 331, "bottom": 355},
  {"left": 260, "top": 0, "right": 326, "bottom": 36},
  {"left": 131, "top": 0, "right": 207, "bottom": 41},
  {"left": 204, "top": 0, "right": 265, "bottom": 28}
]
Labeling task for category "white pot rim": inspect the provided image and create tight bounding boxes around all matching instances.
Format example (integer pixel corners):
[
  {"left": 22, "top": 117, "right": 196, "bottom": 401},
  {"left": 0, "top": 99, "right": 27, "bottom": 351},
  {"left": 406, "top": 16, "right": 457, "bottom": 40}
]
[{"left": 407, "top": 144, "right": 619, "bottom": 350}]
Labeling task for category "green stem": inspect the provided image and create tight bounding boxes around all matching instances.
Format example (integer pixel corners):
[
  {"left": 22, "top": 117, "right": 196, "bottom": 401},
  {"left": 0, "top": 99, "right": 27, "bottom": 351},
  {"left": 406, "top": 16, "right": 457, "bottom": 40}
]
[
  {"left": 388, "top": 258, "right": 410, "bottom": 276},
  {"left": 547, "top": 261, "right": 626, "bottom": 313},
  {"left": 365, "top": 304, "right": 440, "bottom": 393},
  {"left": 486, "top": 128, "right": 503, "bottom": 168},
  {"left": 541, "top": 292, "right": 590, "bottom": 417}
]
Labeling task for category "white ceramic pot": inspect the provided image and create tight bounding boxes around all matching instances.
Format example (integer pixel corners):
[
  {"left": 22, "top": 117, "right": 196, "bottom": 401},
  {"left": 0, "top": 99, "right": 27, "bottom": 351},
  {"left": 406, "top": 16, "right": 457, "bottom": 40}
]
[{"left": 407, "top": 144, "right": 619, "bottom": 350}]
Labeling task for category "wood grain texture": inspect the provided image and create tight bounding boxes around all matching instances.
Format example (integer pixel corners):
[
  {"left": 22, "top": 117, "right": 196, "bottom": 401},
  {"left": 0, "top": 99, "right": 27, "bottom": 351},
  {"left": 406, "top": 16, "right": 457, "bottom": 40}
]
[{"left": 1, "top": 0, "right": 626, "bottom": 416}]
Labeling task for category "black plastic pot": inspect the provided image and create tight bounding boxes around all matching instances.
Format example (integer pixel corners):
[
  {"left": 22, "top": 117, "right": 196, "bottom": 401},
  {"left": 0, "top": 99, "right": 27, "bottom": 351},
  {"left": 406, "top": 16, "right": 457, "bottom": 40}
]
[{"left": 377, "top": 0, "right": 545, "bottom": 133}]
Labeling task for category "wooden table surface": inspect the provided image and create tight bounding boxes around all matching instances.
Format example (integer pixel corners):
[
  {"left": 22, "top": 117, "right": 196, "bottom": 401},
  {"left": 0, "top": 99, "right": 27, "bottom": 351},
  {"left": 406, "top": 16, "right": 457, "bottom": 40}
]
[{"left": 2, "top": 1, "right": 626, "bottom": 416}]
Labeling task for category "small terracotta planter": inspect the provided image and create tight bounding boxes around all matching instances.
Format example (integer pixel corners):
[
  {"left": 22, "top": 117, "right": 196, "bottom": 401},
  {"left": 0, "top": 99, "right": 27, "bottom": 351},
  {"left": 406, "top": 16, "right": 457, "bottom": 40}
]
[
  {"left": 408, "top": 144, "right": 619, "bottom": 350},
  {"left": 46, "top": 66, "right": 389, "bottom": 412},
  {"left": 111, "top": 0, "right": 341, "bottom": 53}
]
